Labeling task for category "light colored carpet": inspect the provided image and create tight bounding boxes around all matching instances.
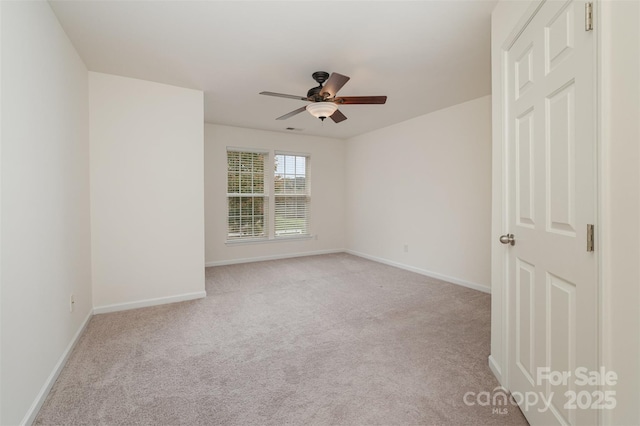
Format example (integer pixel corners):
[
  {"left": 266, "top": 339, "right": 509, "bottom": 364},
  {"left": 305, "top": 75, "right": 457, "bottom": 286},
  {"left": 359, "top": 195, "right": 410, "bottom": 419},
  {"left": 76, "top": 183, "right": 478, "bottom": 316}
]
[{"left": 35, "top": 253, "right": 527, "bottom": 425}]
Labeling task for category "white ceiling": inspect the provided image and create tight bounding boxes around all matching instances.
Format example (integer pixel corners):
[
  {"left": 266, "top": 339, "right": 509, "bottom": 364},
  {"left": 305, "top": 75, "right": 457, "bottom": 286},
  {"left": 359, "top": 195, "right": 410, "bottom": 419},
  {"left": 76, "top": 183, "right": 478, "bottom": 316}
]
[{"left": 49, "top": 0, "right": 497, "bottom": 140}]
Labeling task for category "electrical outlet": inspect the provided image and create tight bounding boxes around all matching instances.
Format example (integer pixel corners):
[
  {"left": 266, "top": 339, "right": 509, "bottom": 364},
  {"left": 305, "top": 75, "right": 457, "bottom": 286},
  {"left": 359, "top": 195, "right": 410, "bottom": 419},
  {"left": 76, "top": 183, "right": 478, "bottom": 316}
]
[
  {"left": 70, "top": 294, "right": 75, "bottom": 312},
  {"left": 404, "top": 244, "right": 409, "bottom": 253}
]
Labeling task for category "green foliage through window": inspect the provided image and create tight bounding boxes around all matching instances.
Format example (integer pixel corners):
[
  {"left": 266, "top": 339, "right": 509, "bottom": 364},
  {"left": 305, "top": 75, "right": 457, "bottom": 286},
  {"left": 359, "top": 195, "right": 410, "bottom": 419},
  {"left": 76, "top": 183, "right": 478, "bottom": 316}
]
[
  {"left": 274, "top": 154, "right": 308, "bottom": 236},
  {"left": 227, "top": 151, "right": 267, "bottom": 239},
  {"left": 227, "top": 150, "right": 309, "bottom": 240}
]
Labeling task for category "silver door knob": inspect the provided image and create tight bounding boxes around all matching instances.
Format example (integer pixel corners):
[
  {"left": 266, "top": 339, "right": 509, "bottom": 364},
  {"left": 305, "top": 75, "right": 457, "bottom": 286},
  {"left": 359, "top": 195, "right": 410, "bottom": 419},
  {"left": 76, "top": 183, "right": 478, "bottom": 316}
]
[{"left": 499, "top": 233, "right": 515, "bottom": 246}]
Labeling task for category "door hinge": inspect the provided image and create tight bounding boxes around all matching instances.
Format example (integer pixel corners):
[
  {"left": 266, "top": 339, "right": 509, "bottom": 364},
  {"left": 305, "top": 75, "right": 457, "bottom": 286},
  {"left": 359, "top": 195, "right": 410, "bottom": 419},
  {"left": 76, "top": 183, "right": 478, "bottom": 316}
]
[
  {"left": 585, "top": 2, "right": 593, "bottom": 31},
  {"left": 587, "top": 224, "right": 595, "bottom": 252}
]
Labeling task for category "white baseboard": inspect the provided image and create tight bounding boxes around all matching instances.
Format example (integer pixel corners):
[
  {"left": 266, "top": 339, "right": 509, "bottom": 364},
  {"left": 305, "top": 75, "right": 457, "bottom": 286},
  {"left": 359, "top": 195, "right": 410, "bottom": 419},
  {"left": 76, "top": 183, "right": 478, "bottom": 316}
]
[
  {"left": 21, "top": 291, "right": 208, "bottom": 423},
  {"left": 488, "top": 355, "right": 503, "bottom": 386},
  {"left": 21, "top": 309, "right": 93, "bottom": 426},
  {"left": 345, "top": 250, "right": 491, "bottom": 294},
  {"left": 205, "top": 248, "right": 345, "bottom": 267},
  {"left": 93, "top": 291, "right": 207, "bottom": 315},
  {"left": 17, "top": 251, "right": 488, "bottom": 425}
]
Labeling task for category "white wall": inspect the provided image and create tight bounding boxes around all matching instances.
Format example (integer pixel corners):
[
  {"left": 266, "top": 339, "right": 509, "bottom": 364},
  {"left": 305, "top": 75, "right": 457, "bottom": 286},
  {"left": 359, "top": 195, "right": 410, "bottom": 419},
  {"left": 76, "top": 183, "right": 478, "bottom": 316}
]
[
  {"left": 490, "top": 1, "right": 640, "bottom": 424},
  {"left": 90, "top": 72, "right": 205, "bottom": 312},
  {"left": 345, "top": 95, "right": 492, "bottom": 292},
  {"left": 1, "top": 3, "right": 4, "bottom": 424},
  {"left": 599, "top": 1, "right": 640, "bottom": 423},
  {"left": 205, "top": 124, "right": 346, "bottom": 265},
  {"left": 1, "top": 2, "right": 92, "bottom": 424}
]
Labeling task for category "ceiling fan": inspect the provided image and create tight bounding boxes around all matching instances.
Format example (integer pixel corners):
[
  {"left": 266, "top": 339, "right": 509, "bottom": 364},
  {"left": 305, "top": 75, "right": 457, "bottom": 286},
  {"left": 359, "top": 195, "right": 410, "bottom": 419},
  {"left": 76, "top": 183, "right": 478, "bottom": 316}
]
[{"left": 259, "top": 71, "right": 387, "bottom": 123}]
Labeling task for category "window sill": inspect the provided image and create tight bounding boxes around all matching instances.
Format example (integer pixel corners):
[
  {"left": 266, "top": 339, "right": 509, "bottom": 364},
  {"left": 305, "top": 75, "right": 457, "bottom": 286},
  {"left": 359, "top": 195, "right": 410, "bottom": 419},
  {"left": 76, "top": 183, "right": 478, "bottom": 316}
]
[{"left": 225, "top": 235, "right": 313, "bottom": 246}]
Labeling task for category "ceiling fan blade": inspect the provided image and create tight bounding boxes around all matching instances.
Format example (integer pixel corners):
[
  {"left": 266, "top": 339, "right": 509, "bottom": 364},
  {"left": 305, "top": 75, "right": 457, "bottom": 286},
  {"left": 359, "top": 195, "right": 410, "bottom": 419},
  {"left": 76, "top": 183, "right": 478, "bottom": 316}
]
[
  {"left": 321, "top": 73, "right": 350, "bottom": 98},
  {"left": 260, "top": 91, "right": 307, "bottom": 101},
  {"left": 336, "top": 96, "right": 387, "bottom": 105},
  {"left": 330, "top": 109, "right": 347, "bottom": 123},
  {"left": 276, "top": 106, "right": 307, "bottom": 120}
]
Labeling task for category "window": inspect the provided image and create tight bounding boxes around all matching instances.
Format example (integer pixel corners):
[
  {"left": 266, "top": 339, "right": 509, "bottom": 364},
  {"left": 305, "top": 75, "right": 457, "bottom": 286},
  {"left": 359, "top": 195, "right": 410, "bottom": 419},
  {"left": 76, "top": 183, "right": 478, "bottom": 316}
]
[
  {"left": 274, "top": 154, "right": 309, "bottom": 237},
  {"left": 227, "top": 150, "right": 267, "bottom": 240},
  {"left": 226, "top": 149, "right": 310, "bottom": 242}
]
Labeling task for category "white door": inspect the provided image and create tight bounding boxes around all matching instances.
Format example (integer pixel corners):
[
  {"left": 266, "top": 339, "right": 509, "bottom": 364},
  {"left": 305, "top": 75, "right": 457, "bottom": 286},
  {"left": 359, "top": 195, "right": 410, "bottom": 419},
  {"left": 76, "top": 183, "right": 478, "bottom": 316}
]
[{"left": 504, "top": 1, "right": 597, "bottom": 425}]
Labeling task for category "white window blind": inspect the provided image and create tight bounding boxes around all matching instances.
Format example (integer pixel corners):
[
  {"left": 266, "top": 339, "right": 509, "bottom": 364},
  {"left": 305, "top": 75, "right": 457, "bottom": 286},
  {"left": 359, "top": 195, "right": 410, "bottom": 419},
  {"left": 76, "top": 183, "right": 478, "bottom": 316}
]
[
  {"left": 227, "top": 150, "right": 267, "bottom": 240},
  {"left": 274, "top": 154, "right": 309, "bottom": 237}
]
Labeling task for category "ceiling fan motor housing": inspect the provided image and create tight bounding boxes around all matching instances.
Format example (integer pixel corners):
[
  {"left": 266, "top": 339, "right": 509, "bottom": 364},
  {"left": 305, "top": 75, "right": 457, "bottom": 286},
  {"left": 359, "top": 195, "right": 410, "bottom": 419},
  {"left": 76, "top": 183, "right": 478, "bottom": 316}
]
[
  {"left": 308, "top": 71, "right": 331, "bottom": 101},
  {"left": 307, "top": 86, "right": 322, "bottom": 99}
]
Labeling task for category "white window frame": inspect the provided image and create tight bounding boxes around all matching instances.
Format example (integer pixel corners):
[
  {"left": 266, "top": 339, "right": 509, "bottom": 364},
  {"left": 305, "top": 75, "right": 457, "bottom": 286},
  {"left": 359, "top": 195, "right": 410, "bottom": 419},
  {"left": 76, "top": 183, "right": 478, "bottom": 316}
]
[
  {"left": 226, "top": 148, "right": 269, "bottom": 242},
  {"left": 226, "top": 148, "right": 311, "bottom": 244},
  {"left": 273, "top": 151, "right": 311, "bottom": 239}
]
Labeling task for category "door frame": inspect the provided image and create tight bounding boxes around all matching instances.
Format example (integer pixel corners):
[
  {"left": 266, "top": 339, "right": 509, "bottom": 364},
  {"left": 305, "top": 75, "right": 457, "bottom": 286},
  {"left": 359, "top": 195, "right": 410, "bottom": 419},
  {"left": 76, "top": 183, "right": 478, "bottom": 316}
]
[{"left": 491, "top": 0, "right": 603, "bottom": 422}]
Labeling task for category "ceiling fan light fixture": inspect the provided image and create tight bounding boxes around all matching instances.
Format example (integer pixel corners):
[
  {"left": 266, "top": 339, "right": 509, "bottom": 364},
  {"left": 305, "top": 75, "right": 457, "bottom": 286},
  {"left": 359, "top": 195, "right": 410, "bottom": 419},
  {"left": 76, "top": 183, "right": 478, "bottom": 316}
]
[{"left": 306, "top": 102, "right": 338, "bottom": 121}]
